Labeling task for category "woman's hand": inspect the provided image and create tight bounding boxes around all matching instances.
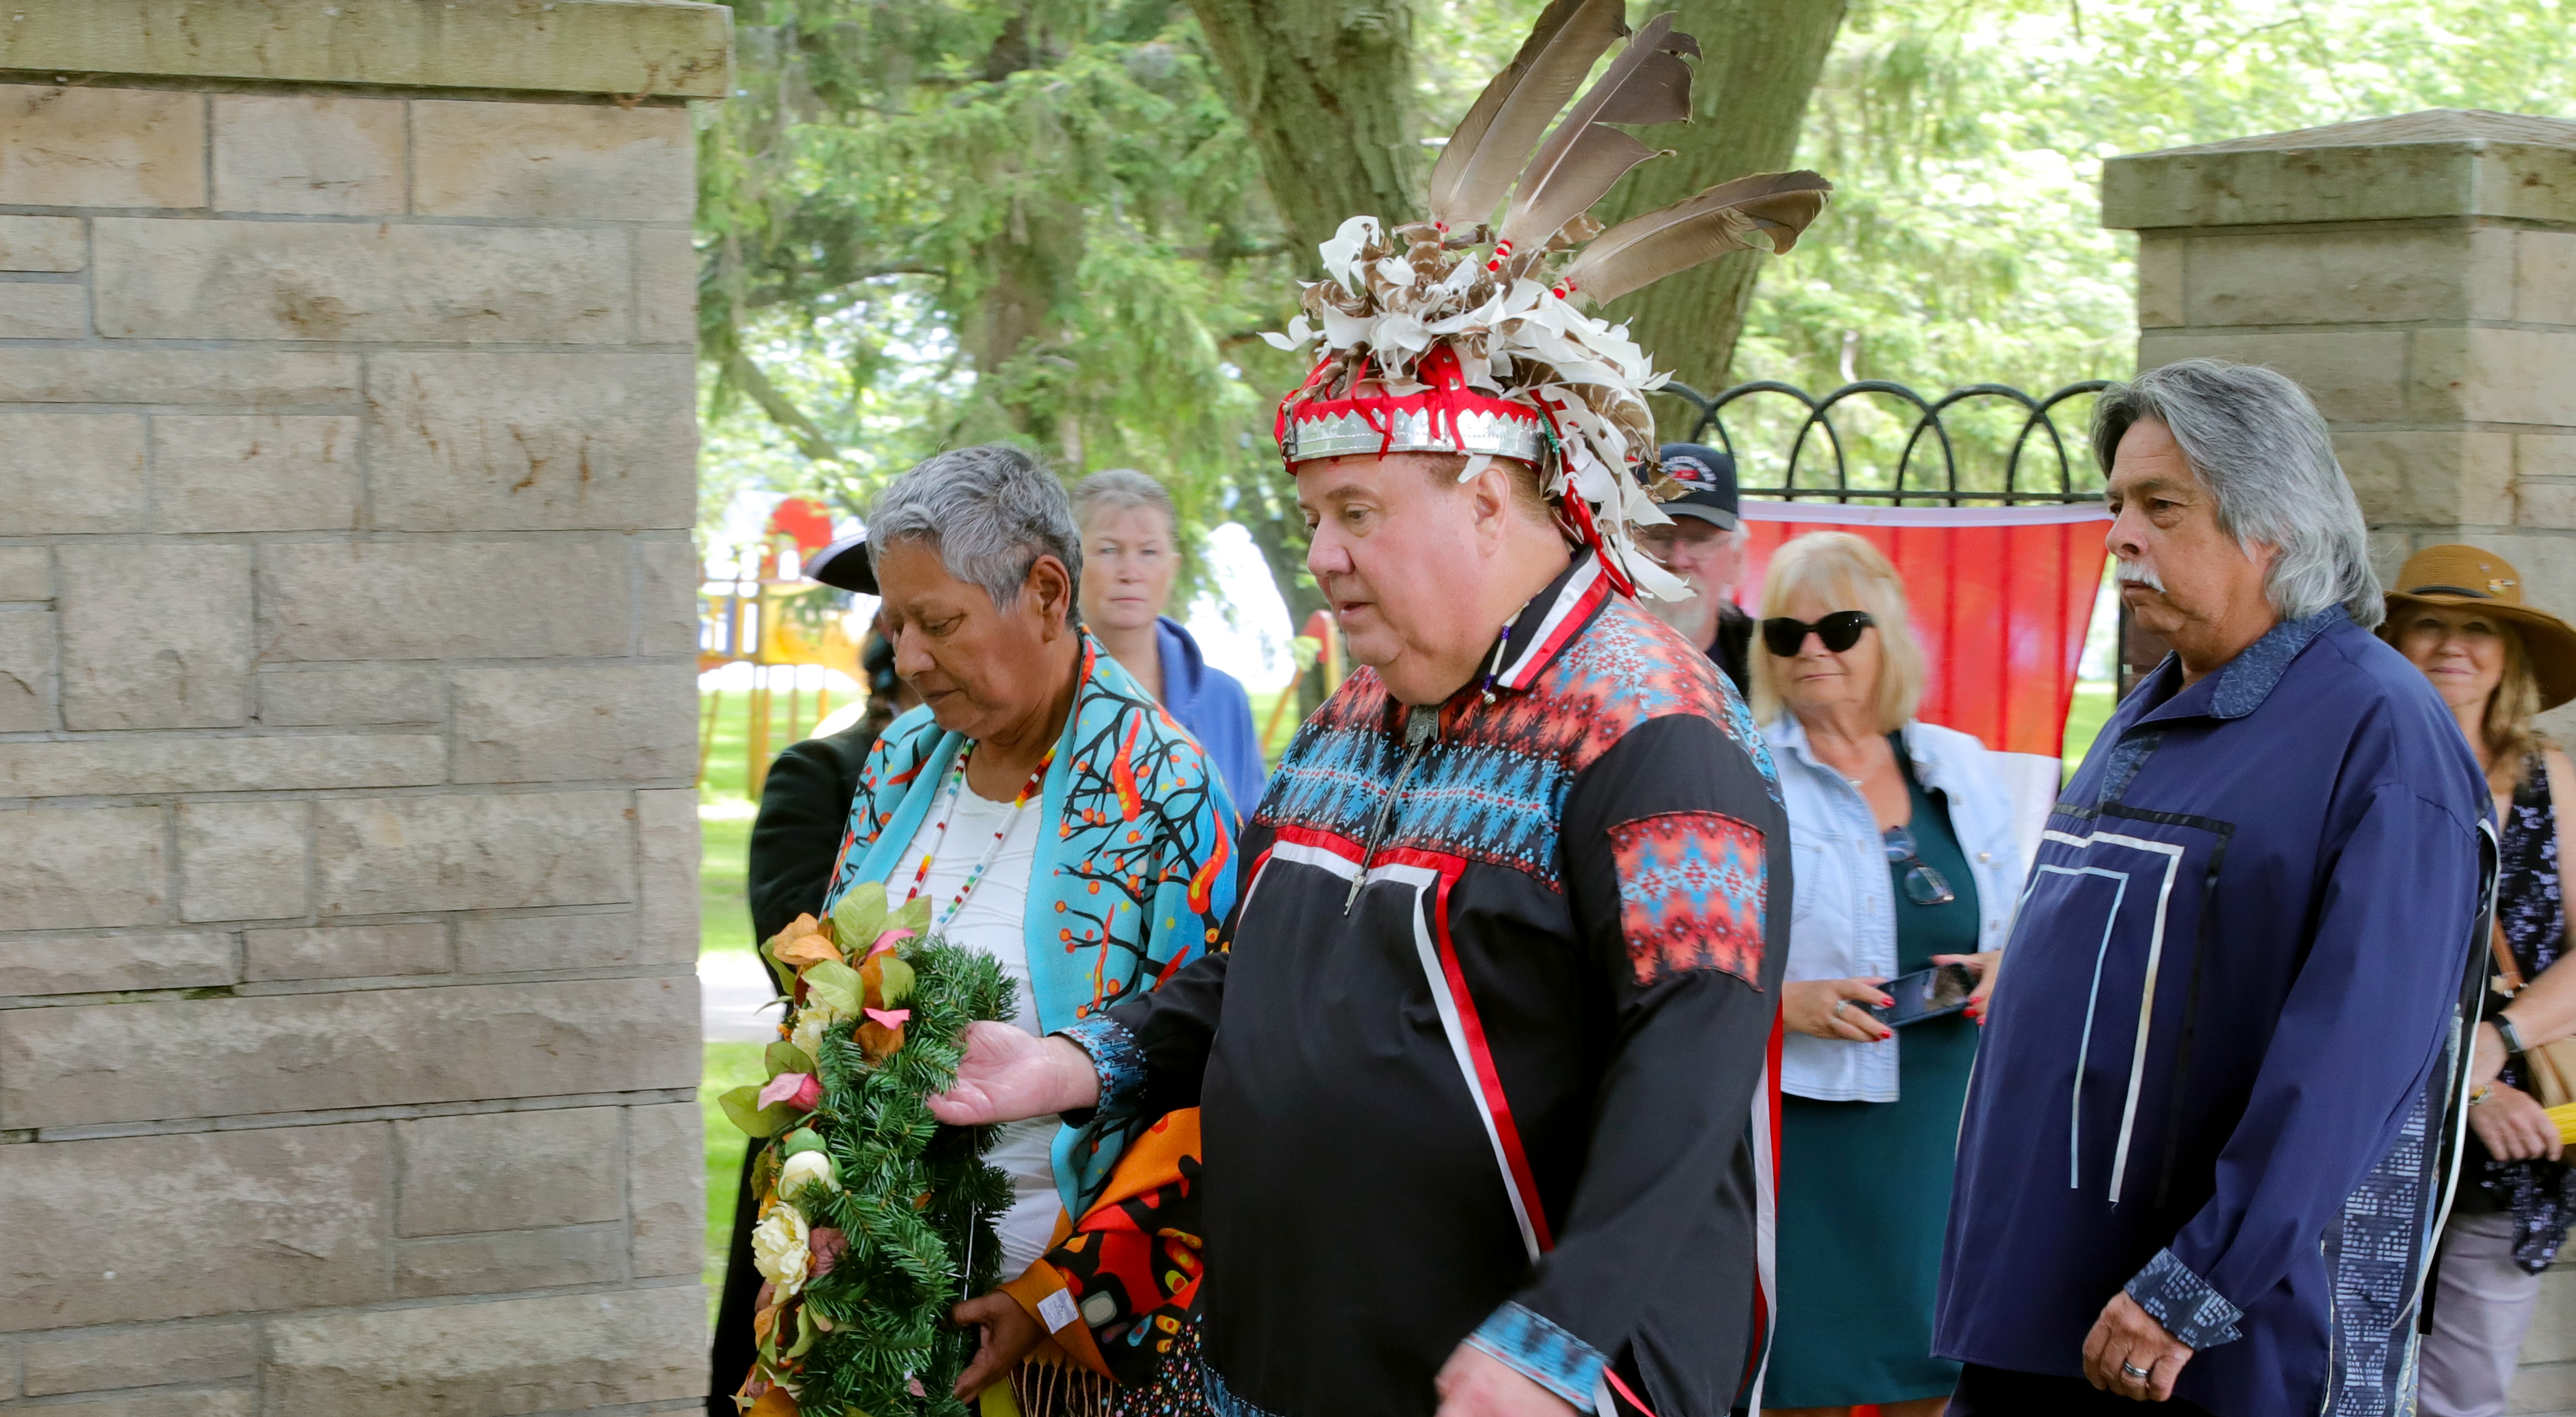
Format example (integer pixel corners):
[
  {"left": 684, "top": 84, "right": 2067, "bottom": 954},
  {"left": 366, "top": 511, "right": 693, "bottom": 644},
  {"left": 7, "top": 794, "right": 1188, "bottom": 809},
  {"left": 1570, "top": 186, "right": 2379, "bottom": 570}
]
[
  {"left": 1783, "top": 978, "right": 1892, "bottom": 1042},
  {"left": 2472, "top": 1083, "right": 2564, "bottom": 1163},
  {"left": 950, "top": 1290, "right": 1050, "bottom": 1398},
  {"left": 1932, "top": 951, "right": 2005, "bottom": 1024}
]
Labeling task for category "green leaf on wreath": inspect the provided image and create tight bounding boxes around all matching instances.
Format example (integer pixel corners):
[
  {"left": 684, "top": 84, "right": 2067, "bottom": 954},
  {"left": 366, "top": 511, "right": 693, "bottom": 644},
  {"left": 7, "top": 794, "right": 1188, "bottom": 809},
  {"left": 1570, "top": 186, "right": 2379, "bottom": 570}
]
[
  {"left": 875, "top": 957, "right": 916, "bottom": 1006},
  {"left": 764, "top": 1042, "right": 816, "bottom": 1079},
  {"left": 804, "top": 959, "right": 863, "bottom": 1014},
  {"left": 783, "top": 1304, "right": 819, "bottom": 1359},
  {"left": 830, "top": 881, "right": 889, "bottom": 951},
  {"left": 718, "top": 1085, "right": 798, "bottom": 1138}
]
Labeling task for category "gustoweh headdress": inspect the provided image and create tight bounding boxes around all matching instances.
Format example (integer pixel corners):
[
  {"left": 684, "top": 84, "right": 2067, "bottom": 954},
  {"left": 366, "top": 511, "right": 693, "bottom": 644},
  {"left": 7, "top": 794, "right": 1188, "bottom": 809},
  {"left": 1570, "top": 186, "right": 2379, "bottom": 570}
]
[{"left": 1263, "top": 0, "right": 1830, "bottom": 599}]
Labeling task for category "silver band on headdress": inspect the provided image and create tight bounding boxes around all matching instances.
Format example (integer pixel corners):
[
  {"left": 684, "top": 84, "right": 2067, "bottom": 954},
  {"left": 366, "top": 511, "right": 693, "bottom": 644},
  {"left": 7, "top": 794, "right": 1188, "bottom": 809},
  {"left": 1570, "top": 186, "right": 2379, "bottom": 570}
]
[{"left": 1282, "top": 403, "right": 1548, "bottom": 465}]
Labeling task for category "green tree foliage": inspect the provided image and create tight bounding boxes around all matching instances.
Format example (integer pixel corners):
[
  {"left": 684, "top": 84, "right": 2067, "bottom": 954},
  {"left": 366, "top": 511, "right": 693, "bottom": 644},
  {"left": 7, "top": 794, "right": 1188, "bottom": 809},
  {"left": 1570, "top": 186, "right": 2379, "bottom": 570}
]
[
  {"left": 696, "top": 0, "right": 2575, "bottom": 560},
  {"left": 698, "top": 0, "right": 1313, "bottom": 605},
  {"left": 1722, "top": 0, "right": 2576, "bottom": 497}
]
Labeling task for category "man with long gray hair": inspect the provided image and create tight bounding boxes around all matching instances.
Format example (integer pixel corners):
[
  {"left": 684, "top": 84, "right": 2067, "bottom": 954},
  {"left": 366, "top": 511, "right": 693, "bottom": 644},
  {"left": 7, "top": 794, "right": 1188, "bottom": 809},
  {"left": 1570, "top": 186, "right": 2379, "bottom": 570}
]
[{"left": 1934, "top": 359, "right": 2494, "bottom": 1415}]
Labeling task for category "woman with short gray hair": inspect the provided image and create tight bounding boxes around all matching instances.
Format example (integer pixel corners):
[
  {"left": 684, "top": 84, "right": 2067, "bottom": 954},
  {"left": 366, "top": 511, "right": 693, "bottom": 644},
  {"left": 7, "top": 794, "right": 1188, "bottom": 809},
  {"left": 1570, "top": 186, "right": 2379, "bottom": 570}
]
[
  {"left": 1069, "top": 468, "right": 1266, "bottom": 809},
  {"left": 753, "top": 444, "right": 1237, "bottom": 1415}
]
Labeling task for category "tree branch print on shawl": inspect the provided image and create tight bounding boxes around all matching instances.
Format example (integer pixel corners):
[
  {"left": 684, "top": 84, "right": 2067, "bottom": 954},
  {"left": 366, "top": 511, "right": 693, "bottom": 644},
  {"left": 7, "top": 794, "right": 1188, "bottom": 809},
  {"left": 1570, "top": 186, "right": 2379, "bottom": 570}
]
[
  {"left": 1610, "top": 810, "right": 1766, "bottom": 987},
  {"left": 823, "top": 634, "right": 1238, "bottom": 1213}
]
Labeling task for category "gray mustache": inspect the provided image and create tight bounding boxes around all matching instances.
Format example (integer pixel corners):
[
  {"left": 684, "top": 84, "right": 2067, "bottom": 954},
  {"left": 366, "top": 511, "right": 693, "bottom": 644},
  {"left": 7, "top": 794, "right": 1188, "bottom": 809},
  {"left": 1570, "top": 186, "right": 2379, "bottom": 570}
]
[{"left": 2115, "top": 559, "right": 2165, "bottom": 593}]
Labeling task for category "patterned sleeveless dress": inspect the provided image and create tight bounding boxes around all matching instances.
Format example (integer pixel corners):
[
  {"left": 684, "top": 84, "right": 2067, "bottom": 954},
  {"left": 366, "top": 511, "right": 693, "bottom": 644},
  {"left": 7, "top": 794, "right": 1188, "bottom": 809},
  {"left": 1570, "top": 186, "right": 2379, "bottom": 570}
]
[{"left": 2475, "top": 752, "right": 2576, "bottom": 1273}]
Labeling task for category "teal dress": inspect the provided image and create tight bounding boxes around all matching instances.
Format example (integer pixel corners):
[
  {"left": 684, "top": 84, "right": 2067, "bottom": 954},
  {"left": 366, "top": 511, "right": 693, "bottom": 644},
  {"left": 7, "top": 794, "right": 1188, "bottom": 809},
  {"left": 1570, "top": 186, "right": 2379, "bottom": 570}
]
[{"left": 1768, "top": 747, "right": 1982, "bottom": 1407}]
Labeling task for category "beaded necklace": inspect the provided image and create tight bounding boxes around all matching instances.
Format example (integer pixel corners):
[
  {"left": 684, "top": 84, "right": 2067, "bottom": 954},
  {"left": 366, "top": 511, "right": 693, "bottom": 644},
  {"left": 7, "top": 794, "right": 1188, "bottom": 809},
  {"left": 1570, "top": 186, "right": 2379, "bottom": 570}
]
[{"left": 900, "top": 743, "right": 1054, "bottom": 936}]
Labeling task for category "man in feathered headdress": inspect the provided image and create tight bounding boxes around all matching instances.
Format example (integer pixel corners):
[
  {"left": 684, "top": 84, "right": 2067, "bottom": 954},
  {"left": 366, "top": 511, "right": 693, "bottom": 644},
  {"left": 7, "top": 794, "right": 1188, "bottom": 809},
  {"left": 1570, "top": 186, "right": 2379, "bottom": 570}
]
[{"left": 931, "top": 4, "right": 1829, "bottom": 1413}]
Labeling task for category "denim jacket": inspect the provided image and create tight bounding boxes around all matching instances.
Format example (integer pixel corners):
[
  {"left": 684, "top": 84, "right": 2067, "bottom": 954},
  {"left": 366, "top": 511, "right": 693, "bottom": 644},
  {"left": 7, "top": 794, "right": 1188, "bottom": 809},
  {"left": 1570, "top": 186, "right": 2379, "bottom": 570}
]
[{"left": 1767, "top": 714, "right": 2030, "bottom": 1102}]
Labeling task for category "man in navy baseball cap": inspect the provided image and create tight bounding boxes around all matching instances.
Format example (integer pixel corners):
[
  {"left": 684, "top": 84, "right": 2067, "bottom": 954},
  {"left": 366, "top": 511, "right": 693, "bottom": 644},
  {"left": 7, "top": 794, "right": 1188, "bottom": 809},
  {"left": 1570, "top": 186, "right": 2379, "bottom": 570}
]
[{"left": 1639, "top": 442, "right": 1753, "bottom": 692}]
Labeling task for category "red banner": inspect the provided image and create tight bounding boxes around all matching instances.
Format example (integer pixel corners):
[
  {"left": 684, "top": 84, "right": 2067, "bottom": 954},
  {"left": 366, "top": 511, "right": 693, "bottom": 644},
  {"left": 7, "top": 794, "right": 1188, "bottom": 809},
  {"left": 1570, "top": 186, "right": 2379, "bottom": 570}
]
[{"left": 1735, "top": 503, "right": 2110, "bottom": 759}]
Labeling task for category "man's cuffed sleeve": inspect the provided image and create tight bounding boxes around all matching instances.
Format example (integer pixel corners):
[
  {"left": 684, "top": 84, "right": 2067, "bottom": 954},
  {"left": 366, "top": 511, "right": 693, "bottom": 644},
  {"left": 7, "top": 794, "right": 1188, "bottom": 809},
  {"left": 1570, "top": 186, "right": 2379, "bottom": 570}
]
[
  {"left": 1465, "top": 1301, "right": 1608, "bottom": 1406},
  {"left": 2124, "top": 1248, "right": 2244, "bottom": 1350},
  {"left": 1055, "top": 1014, "right": 1147, "bottom": 1112},
  {"left": 2159, "top": 784, "right": 2482, "bottom": 1332}
]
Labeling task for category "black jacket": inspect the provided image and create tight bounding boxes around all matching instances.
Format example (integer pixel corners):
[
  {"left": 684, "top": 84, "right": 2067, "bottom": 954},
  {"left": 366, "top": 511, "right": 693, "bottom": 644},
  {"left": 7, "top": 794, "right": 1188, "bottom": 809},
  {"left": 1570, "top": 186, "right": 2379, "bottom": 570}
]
[{"left": 1063, "top": 555, "right": 1791, "bottom": 1415}]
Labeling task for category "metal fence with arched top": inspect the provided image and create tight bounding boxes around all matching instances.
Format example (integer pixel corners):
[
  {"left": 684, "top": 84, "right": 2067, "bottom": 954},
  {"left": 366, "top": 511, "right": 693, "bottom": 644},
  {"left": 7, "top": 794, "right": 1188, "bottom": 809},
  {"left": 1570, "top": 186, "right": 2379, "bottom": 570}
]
[{"left": 1653, "top": 378, "right": 2116, "bottom": 507}]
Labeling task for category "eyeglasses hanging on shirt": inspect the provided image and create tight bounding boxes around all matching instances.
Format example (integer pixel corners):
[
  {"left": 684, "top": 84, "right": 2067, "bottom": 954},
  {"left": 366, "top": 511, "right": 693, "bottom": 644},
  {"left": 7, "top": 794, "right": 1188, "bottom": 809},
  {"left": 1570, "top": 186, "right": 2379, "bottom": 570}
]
[
  {"left": 1760, "top": 610, "right": 1875, "bottom": 658},
  {"left": 1881, "top": 823, "right": 1957, "bottom": 906}
]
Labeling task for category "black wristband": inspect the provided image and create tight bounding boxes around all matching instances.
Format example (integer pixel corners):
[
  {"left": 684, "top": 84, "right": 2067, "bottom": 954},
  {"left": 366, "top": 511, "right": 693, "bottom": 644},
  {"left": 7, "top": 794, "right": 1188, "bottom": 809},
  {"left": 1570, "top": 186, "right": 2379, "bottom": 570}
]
[{"left": 2496, "top": 1013, "right": 2531, "bottom": 1057}]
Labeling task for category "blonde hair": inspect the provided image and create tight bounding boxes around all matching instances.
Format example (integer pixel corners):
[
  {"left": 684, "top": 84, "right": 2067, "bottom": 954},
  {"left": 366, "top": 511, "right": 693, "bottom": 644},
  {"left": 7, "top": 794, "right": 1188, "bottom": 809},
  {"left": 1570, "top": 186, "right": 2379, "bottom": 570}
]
[
  {"left": 1749, "top": 531, "right": 1925, "bottom": 733},
  {"left": 2484, "top": 622, "right": 2545, "bottom": 785}
]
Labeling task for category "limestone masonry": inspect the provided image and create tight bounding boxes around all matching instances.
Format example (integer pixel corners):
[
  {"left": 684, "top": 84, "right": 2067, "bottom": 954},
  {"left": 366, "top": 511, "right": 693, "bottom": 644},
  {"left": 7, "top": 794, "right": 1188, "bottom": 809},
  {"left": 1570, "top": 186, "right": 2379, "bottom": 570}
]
[{"left": 0, "top": 3, "right": 729, "bottom": 1414}]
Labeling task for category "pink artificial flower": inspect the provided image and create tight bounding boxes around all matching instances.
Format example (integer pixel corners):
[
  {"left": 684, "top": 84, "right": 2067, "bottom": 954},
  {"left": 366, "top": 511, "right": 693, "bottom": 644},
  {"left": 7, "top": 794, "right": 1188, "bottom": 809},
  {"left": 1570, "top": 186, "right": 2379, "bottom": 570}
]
[
  {"left": 758, "top": 1072, "right": 822, "bottom": 1111},
  {"left": 868, "top": 928, "right": 915, "bottom": 958},
  {"left": 808, "top": 1226, "right": 847, "bottom": 1277},
  {"left": 863, "top": 1008, "right": 911, "bottom": 1028}
]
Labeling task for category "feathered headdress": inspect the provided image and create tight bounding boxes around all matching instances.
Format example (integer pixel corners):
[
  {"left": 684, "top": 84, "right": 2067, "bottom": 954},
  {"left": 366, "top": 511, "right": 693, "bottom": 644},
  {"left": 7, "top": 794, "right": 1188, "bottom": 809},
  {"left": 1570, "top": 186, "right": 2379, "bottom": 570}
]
[{"left": 1263, "top": 0, "right": 1831, "bottom": 599}]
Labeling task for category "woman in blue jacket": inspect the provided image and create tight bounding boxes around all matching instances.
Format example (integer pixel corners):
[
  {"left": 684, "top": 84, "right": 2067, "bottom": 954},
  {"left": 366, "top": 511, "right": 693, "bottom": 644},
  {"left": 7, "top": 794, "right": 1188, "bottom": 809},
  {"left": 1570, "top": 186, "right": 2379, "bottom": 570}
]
[
  {"left": 1071, "top": 469, "right": 1266, "bottom": 813},
  {"left": 1754, "top": 533, "right": 2029, "bottom": 1416}
]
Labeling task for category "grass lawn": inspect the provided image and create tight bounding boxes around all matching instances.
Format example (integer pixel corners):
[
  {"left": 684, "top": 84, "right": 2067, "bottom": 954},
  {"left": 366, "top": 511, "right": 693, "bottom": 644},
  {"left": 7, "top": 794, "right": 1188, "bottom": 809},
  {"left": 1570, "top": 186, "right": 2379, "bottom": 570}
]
[
  {"left": 702, "top": 1041, "right": 766, "bottom": 1322},
  {"left": 2061, "top": 681, "right": 2117, "bottom": 782}
]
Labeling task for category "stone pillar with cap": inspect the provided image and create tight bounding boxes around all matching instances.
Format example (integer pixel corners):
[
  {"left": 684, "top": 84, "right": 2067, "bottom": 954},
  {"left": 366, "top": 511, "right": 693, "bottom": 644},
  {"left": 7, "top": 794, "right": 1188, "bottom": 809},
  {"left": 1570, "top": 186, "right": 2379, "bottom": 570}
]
[
  {"left": 2105, "top": 109, "right": 2576, "bottom": 1409},
  {"left": 0, "top": 4, "right": 728, "bottom": 1411},
  {"left": 2102, "top": 110, "right": 2576, "bottom": 735}
]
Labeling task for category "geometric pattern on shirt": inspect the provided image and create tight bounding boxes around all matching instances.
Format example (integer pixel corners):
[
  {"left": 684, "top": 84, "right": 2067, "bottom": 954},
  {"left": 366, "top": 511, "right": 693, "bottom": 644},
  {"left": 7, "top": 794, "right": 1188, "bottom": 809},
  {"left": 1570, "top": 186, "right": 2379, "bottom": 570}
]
[
  {"left": 1464, "top": 1299, "right": 1608, "bottom": 1405},
  {"left": 1609, "top": 809, "right": 1766, "bottom": 988},
  {"left": 2122, "top": 1246, "right": 2244, "bottom": 1352},
  {"left": 1259, "top": 596, "right": 1764, "bottom": 890},
  {"left": 2325, "top": 1081, "right": 2435, "bottom": 1417}
]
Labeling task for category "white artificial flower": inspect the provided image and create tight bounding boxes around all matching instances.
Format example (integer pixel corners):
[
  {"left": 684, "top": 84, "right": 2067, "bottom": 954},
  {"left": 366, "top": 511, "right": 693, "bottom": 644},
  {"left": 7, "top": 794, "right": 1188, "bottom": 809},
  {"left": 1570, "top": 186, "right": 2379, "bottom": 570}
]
[
  {"left": 778, "top": 1149, "right": 838, "bottom": 1200},
  {"left": 789, "top": 1001, "right": 846, "bottom": 1060},
  {"left": 750, "top": 1206, "right": 812, "bottom": 1294}
]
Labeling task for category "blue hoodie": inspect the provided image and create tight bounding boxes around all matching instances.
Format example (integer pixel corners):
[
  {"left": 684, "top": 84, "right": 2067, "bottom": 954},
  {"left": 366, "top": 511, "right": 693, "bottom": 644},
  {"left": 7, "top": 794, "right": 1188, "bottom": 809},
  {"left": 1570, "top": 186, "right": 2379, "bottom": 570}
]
[{"left": 1156, "top": 615, "right": 1266, "bottom": 815}]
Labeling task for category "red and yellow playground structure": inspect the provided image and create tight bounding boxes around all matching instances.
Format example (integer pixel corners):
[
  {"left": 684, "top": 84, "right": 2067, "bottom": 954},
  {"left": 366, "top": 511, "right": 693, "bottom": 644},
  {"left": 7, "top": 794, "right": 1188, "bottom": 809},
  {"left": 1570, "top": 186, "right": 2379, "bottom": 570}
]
[{"left": 698, "top": 497, "right": 869, "bottom": 798}]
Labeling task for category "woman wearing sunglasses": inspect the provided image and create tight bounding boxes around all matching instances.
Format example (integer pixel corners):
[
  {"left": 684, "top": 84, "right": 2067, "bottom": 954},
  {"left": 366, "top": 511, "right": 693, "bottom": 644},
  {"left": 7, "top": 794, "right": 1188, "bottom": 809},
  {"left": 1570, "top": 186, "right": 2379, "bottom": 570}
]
[{"left": 1749, "top": 532, "right": 2030, "bottom": 1416}]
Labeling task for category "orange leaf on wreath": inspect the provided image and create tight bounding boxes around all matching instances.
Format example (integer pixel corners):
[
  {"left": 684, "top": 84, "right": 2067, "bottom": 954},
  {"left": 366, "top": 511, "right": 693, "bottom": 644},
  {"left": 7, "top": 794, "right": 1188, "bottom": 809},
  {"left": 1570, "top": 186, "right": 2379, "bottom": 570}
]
[
  {"left": 857, "top": 1017, "right": 905, "bottom": 1060},
  {"left": 764, "top": 914, "right": 822, "bottom": 957},
  {"left": 774, "top": 930, "right": 841, "bottom": 971}
]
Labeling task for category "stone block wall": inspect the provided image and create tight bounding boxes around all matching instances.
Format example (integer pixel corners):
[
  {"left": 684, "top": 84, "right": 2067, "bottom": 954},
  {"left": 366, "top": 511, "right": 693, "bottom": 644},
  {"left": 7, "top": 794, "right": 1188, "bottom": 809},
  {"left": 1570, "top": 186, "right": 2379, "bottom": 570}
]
[
  {"left": 0, "top": 4, "right": 728, "bottom": 1413},
  {"left": 2107, "top": 110, "right": 2576, "bottom": 1411}
]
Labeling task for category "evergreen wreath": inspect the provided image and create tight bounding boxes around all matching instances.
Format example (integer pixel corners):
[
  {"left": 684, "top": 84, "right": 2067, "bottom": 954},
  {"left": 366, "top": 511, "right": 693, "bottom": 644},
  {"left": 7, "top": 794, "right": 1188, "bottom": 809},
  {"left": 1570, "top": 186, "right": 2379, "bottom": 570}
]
[{"left": 725, "top": 881, "right": 1014, "bottom": 1417}]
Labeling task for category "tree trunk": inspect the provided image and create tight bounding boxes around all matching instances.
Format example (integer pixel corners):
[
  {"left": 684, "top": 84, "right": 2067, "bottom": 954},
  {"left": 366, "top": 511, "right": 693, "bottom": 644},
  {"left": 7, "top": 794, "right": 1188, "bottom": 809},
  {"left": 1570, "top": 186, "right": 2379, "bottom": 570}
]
[
  {"left": 1185, "top": 0, "right": 1422, "bottom": 259},
  {"left": 1595, "top": 0, "right": 1846, "bottom": 434}
]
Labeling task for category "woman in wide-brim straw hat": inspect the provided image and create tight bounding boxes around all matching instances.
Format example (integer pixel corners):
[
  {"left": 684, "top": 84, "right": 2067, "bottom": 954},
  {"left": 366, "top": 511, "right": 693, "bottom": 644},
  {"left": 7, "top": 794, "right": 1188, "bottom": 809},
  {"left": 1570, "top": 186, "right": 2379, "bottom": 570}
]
[{"left": 2384, "top": 544, "right": 2576, "bottom": 1417}]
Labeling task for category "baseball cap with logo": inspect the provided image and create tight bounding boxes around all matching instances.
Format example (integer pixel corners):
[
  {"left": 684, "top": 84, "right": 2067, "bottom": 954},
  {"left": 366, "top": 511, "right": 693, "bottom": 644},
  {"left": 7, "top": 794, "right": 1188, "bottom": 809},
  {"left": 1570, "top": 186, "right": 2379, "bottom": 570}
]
[{"left": 1653, "top": 442, "right": 1740, "bottom": 531}]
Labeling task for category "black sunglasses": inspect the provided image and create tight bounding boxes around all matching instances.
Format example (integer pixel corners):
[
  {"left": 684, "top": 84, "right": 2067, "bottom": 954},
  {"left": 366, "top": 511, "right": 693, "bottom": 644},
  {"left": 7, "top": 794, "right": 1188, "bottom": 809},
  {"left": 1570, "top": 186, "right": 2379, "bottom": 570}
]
[
  {"left": 1882, "top": 824, "right": 1957, "bottom": 906},
  {"left": 1761, "top": 610, "right": 1875, "bottom": 658}
]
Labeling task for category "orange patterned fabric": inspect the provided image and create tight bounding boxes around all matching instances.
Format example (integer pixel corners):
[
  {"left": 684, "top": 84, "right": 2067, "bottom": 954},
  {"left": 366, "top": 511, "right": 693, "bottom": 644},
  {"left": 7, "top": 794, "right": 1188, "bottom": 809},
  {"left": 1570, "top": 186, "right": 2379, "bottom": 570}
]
[
  {"left": 1036, "top": 1109, "right": 1205, "bottom": 1387},
  {"left": 1609, "top": 810, "right": 1767, "bottom": 988}
]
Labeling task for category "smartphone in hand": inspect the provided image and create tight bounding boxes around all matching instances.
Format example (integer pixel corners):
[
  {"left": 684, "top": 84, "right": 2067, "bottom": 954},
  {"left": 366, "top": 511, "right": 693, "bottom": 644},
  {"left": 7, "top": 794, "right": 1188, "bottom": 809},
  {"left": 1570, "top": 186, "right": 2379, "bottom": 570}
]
[{"left": 1865, "top": 961, "right": 1977, "bottom": 1028}]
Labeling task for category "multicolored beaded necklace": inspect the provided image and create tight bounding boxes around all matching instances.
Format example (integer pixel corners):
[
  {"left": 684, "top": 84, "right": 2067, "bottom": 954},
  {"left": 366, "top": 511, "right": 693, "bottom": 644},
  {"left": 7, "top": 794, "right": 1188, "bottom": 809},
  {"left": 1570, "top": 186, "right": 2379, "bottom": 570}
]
[{"left": 899, "top": 743, "right": 1054, "bottom": 936}]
